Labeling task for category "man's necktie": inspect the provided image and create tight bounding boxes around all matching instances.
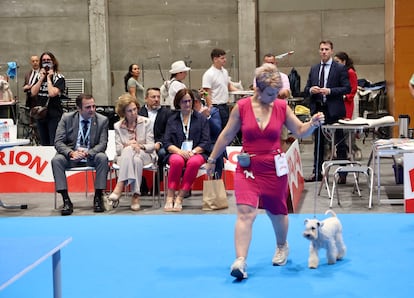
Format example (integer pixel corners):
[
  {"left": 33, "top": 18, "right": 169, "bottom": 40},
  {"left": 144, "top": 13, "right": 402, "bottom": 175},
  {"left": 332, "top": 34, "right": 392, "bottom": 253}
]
[
  {"left": 81, "top": 120, "right": 89, "bottom": 146},
  {"left": 319, "top": 63, "right": 326, "bottom": 88}
]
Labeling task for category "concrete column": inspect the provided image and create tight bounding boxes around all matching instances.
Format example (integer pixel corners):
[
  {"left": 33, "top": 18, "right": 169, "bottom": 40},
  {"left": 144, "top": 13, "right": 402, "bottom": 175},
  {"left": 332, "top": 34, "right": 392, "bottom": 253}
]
[
  {"left": 88, "top": 0, "right": 111, "bottom": 105},
  {"left": 385, "top": 0, "right": 414, "bottom": 136},
  {"left": 238, "top": 0, "right": 257, "bottom": 88}
]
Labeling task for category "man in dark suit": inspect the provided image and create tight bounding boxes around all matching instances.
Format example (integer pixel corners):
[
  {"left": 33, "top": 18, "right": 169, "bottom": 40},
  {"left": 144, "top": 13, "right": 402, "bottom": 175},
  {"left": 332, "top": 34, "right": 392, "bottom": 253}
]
[
  {"left": 22, "top": 55, "right": 40, "bottom": 109},
  {"left": 304, "top": 40, "right": 351, "bottom": 182},
  {"left": 52, "top": 93, "right": 109, "bottom": 215},
  {"left": 138, "top": 87, "right": 172, "bottom": 193}
]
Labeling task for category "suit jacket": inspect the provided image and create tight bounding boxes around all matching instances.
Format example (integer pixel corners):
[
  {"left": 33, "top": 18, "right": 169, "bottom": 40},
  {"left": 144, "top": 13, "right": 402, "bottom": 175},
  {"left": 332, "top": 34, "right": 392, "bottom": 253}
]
[
  {"left": 304, "top": 61, "right": 350, "bottom": 124},
  {"left": 54, "top": 111, "right": 109, "bottom": 159},
  {"left": 138, "top": 106, "right": 171, "bottom": 145},
  {"left": 23, "top": 69, "right": 38, "bottom": 108},
  {"left": 163, "top": 111, "right": 211, "bottom": 162}
]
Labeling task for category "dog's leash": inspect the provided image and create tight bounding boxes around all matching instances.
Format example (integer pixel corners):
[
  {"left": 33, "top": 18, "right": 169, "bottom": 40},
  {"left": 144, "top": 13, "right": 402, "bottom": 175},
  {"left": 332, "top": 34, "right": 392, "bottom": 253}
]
[{"left": 312, "top": 126, "right": 322, "bottom": 218}]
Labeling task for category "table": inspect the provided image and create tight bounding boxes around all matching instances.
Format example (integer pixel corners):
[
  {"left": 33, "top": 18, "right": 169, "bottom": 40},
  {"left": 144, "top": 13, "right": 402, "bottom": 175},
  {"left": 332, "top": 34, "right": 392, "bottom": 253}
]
[
  {"left": 372, "top": 139, "right": 414, "bottom": 205},
  {"left": 323, "top": 123, "right": 369, "bottom": 161},
  {"left": 0, "top": 100, "right": 18, "bottom": 123},
  {"left": 323, "top": 120, "right": 396, "bottom": 161},
  {"left": 0, "top": 236, "right": 72, "bottom": 298},
  {"left": 0, "top": 139, "right": 30, "bottom": 209},
  {"left": 229, "top": 90, "right": 254, "bottom": 103},
  {"left": 323, "top": 121, "right": 397, "bottom": 206}
]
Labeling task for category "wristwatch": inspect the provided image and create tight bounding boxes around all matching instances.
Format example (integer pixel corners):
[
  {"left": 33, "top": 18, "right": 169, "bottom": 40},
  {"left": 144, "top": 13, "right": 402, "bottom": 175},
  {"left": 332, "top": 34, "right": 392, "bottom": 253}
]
[{"left": 207, "top": 157, "right": 216, "bottom": 164}]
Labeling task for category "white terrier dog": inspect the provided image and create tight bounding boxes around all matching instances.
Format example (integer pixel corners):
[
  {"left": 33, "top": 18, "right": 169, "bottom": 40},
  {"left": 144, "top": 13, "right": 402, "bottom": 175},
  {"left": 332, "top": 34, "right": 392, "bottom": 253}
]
[{"left": 303, "top": 210, "right": 346, "bottom": 269}]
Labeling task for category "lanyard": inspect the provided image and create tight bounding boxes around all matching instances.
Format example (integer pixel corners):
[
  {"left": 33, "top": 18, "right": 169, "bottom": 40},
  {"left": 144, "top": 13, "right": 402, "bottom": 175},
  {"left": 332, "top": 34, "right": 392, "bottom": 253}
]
[{"left": 180, "top": 112, "right": 192, "bottom": 140}]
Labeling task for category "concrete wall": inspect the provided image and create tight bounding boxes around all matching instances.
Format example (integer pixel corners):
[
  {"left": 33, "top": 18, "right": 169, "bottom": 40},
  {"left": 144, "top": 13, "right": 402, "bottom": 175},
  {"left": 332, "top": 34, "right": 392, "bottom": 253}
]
[
  {"left": 0, "top": 0, "right": 384, "bottom": 106},
  {"left": 259, "top": 0, "right": 385, "bottom": 92}
]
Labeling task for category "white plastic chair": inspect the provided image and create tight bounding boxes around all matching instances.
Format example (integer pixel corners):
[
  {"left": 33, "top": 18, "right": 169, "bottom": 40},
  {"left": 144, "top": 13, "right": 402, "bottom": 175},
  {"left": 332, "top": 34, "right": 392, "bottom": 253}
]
[
  {"left": 107, "top": 130, "right": 161, "bottom": 208},
  {"left": 330, "top": 165, "right": 374, "bottom": 209}
]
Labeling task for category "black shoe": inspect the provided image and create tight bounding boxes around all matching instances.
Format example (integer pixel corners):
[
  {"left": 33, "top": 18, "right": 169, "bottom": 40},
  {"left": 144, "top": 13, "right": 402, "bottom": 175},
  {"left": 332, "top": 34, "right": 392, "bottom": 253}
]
[
  {"left": 337, "top": 176, "right": 347, "bottom": 184},
  {"left": 61, "top": 200, "right": 73, "bottom": 216},
  {"left": 93, "top": 196, "right": 105, "bottom": 213},
  {"left": 304, "top": 173, "right": 322, "bottom": 182}
]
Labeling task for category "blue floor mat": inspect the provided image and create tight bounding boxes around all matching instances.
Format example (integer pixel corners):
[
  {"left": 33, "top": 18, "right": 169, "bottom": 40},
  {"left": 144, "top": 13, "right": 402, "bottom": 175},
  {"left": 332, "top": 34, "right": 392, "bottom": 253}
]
[{"left": 1, "top": 213, "right": 413, "bottom": 298}]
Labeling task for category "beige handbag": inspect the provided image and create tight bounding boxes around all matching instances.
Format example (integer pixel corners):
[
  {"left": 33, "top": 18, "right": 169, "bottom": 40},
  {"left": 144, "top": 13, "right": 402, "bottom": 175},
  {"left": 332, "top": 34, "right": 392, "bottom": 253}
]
[{"left": 202, "top": 178, "right": 228, "bottom": 211}]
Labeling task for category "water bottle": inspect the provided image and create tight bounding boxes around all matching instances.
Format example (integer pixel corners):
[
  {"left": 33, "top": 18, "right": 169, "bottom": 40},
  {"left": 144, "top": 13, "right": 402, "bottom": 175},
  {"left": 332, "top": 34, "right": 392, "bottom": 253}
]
[
  {"left": 0, "top": 122, "right": 5, "bottom": 143},
  {"left": 3, "top": 122, "right": 10, "bottom": 142}
]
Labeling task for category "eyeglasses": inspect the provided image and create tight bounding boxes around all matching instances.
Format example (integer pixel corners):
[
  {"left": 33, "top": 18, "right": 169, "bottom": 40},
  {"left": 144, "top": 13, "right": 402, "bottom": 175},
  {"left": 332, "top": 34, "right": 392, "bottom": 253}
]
[{"left": 180, "top": 99, "right": 192, "bottom": 104}]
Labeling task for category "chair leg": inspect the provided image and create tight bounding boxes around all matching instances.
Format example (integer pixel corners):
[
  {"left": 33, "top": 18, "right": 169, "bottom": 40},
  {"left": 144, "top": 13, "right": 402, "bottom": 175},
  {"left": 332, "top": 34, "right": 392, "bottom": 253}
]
[
  {"left": 352, "top": 172, "right": 362, "bottom": 196},
  {"left": 54, "top": 189, "right": 58, "bottom": 210},
  {"left": 163, "top": 167, "right": 168, "bottom": 203},
  {"left": 85, "top": 170, "right": 88, "bottom": 199},
  {"left": 151, "top": 169, "right": 161, "bottom": 208},
  {"left": 368, "top": 168, "right": 374, "bottom": 209},
  {"left": 330, "top": 178, "right": 336, "bottom": 208}
]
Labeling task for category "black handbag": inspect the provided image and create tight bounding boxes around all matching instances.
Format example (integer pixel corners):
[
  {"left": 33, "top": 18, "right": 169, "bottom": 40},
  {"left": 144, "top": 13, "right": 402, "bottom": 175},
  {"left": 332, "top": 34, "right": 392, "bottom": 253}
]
[{"left": 30, "top": 98, "right": 49, "bottom": 120}]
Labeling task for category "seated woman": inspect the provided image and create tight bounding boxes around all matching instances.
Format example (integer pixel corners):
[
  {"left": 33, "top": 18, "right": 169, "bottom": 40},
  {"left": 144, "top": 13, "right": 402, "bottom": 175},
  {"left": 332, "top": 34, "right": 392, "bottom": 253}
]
[
  {"left": 163, "top": 88, "right": 211, "bottom": 212},
  {"left": 109, "top": 93, "right": 156, "bottom": 211}
]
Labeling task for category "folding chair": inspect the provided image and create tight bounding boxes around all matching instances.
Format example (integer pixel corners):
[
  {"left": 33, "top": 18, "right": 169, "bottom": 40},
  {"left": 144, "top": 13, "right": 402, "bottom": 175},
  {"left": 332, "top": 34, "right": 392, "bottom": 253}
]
[
  {"left": 318, "top": 159, "right": 362, "bottom": 198},
  {"left": 330, "top": 165, "right": 374, "bottom": 209},
  {"left": 54, "top": 166, "right": 95, "bottom": 209},
  {"left": 107, "top": 130, "right": 161, "bottom": 208}
]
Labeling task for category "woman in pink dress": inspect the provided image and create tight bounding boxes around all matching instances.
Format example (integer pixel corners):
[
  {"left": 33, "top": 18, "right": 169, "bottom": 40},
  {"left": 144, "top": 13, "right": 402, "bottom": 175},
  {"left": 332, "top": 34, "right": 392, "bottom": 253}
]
[{"left": 206, "top": 63, "right": 325, "bottom": 280}]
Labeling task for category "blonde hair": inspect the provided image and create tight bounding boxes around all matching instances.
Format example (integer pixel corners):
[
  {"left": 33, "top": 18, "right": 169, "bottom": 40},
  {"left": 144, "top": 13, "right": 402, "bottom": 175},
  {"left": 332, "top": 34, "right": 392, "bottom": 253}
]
[
  {"left": 255, "top": 63, "right": 282, "bottom": 89},
  {"left": 115, "top": 93, "right": 140, "bottom": 118}
]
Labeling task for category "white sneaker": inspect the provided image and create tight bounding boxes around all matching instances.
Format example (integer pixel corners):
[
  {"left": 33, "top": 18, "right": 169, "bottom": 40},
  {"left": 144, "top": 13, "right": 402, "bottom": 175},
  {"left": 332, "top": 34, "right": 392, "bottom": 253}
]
[
  {"left": 230, "top": 257, "right": 248, "bottom": 279},
  {"left": 272, "top": 242, "right": 289, "bottom": 266}
]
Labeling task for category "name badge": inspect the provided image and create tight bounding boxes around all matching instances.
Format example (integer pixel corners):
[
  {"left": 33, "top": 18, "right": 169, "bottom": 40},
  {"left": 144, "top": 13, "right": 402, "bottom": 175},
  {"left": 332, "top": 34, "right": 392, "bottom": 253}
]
[
  {"left": 181, "top": 140, "right": 193, "bottom": 151},
  {"left": 274, "top": 153, "right": 288, "bottom": 177}
]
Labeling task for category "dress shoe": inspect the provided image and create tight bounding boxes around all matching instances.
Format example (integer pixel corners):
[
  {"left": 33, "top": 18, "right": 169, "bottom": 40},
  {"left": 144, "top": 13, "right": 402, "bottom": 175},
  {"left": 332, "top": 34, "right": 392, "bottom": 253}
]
[
  {"left": 337, "top": 176, "right": 347, "bottom": 184},
  {"left": 61, "top": 200, "right": 73, "bottom": 216},
  {"left": 93, "top": 196, "right": 105, "bottom": 213},
  {"left": 304, "top": 173, "right": 322, "bottom": 182}
]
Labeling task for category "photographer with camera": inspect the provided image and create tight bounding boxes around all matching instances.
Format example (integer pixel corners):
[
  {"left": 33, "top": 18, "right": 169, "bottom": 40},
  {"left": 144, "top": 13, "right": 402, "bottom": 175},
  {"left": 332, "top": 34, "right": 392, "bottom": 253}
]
[{"left": 31, "top": 51, "right": 66, "bottom": 145}]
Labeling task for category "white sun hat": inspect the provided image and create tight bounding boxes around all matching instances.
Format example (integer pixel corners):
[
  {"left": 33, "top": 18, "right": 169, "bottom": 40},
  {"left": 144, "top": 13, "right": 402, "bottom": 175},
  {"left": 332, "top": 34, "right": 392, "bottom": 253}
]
[{"left": 169, "top": 60, "right": 191, "bottom": 74}]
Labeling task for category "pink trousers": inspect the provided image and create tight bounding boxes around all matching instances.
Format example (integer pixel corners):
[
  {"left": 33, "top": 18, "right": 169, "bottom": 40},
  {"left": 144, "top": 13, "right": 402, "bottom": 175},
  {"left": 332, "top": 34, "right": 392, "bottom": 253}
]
[{"left": 167, "top": 154, "right": 205, "bottom": 191}]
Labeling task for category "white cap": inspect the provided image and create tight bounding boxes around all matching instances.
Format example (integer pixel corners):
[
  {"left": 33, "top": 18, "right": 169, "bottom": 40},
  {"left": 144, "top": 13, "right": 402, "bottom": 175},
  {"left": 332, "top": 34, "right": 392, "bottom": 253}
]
[{"left": 169, "top": 60, "right": 191, "bottom": 74}]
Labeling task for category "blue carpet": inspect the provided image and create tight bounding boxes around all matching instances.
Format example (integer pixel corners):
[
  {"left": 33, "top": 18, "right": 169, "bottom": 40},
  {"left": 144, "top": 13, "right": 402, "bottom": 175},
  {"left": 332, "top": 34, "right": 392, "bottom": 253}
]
[{"left": 1, "top": 213, "right": 414, "bottom": 298}]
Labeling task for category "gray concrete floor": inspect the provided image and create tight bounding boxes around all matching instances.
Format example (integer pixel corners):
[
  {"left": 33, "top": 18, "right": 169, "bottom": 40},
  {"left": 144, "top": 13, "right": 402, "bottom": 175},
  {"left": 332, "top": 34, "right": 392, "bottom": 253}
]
[{"left": 0, "top": 134, "right": 405, "bottom": 217}]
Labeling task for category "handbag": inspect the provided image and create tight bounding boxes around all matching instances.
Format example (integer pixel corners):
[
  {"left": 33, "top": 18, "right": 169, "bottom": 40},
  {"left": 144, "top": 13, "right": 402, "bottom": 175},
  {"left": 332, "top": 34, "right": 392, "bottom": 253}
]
[
  {"left": 30, "top": 98, "right": 49, "bottom": 120},
  {"left": 30, "top": 106, "right": 48, "bottom": 120},
  {"left": 202, "top": 178, "right": 228, "bottom": 211}
]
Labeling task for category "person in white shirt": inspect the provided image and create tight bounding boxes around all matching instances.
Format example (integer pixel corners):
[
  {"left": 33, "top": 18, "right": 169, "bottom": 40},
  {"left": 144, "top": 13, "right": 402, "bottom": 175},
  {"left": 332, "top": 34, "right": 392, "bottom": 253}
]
[
  {"left": 409, "top": 73, "right": 414, "bottom": 98},
  {"left": 202, "top": 48, "right": 238, "bottom": 129},
  {"left": 167, "top": 60, "right": 191, "bottom": 110},
  {"left": 253, "top": 53, "right": 291, "bottom": 99}
]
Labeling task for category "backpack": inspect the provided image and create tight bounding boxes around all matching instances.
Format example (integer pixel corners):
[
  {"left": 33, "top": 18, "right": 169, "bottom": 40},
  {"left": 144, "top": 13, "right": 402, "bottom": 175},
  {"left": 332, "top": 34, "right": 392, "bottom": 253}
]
[
  {"left": 288, "top": 68, "right": 301, "bottom": 97},
  {"left": 160, "top": 78, "right": 176, "bottom": 106}
]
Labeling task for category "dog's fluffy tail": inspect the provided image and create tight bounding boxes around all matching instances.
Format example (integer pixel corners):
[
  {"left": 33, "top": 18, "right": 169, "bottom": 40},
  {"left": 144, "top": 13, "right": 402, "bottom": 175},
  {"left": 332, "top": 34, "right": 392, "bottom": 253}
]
[{"left": 325, "top": 209, "right": 337, "bottom": 217}]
